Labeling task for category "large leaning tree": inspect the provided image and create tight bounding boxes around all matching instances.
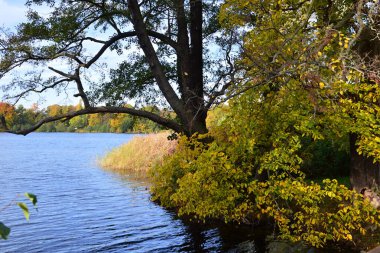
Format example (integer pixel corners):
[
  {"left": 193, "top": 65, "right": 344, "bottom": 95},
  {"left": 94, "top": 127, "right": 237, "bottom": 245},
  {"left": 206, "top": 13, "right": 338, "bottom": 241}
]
[{"left": 0, "top": 0, "right": 239, "bottom": 136}]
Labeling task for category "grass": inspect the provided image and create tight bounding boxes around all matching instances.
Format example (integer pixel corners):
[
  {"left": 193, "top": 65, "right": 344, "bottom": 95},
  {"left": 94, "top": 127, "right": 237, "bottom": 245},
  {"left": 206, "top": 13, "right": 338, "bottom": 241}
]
[{"left": 99, "top": 132, "right": 177, "bottom": 175}]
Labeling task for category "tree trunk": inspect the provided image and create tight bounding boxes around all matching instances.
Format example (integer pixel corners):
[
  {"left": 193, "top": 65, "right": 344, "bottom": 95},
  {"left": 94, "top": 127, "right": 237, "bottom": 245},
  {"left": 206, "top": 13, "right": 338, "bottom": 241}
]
[
  {"left": 188, "top": 0, "right": 207, "bottom": 136},
  {"left": 349, "top": 133, "right": 380, "bottom": 191},
  {"left": 184, "top": 111, "right": 208, "bottom": 136},
  {"left": 350, "top": 25, "right": 380, "bottom": 191}
]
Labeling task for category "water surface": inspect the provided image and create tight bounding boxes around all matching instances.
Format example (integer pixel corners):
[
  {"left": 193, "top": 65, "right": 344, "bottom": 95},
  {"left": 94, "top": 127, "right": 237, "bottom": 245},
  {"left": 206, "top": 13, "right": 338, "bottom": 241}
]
[{"left": 0, "top": 133, "right": 261, "bottom": 252}]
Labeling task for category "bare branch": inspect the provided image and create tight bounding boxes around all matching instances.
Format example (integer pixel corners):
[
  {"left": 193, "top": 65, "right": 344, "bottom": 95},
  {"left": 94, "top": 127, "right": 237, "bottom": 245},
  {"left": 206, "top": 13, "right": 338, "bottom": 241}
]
[
  {"left": 6, "top": 78, "right": 71, "bottom": 105},
  {"left": 73, "top": 68, "right": 91, "bottom": 108},
  {"left": 83, "top": 31, "right": 137, "bottom": 68},
  {"left": 53, "top": 52, "right": 84, "bottom": 65},
  {"left": 83, "top": 30, "right": 178, "bottom": 68},
  {"left": 147, "top": 30, "right": 178, "bottom": 50},
  {"left": 48, "top": 67, "right": 76, "bottom": 79}
]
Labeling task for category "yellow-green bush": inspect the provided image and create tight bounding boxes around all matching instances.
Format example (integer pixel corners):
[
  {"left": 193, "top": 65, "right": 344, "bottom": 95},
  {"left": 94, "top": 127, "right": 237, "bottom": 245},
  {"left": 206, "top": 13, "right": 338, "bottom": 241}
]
[
  {"left": 151, "top": 86, "right": 380, "bottom": 247},
  {"left": 151, "top": 133, "right": 379, "bottom": 248},
  {"left": 151, "top": 0, "right": 380, "bottom": 248}
]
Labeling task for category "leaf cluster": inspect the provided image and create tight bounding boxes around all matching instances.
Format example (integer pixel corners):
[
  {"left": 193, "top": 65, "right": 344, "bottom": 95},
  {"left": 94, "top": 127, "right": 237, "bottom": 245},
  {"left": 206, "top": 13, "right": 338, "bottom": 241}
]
[{"left": 0, "top": 193, "right": 37, "bottom": 240}]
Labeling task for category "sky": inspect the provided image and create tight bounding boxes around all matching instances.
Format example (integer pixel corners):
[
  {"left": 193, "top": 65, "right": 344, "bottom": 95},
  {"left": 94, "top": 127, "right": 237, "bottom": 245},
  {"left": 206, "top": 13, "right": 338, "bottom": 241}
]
[
  {"left": 0, "top": 0, "right": 105, "bottom": 108},
  {"left": 0, "top": 0, "right": 27, "bottom": 27},
  {"left": 0, "top": 0, "right": 73, "bottom": 108}
]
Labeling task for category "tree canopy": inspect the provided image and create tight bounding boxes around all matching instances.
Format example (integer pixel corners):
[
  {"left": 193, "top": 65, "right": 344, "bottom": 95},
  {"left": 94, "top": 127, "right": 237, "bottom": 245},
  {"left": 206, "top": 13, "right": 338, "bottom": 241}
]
[
  {"left": 0, "top": 0, "right": 239, "bottom": 136},
  {"left": 219, "top": 0, "right": 380, "bottom": 189}
]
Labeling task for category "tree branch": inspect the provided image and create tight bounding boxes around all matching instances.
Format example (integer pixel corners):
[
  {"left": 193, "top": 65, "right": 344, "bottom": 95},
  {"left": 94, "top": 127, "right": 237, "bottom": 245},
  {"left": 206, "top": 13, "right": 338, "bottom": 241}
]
[
  {"left": 6, "top": 78, "right": 71, "bottom": 105},
  {"left": 82, "top": 30, "right": 178, "bottom": 69},
  {"left": 73, "top": 68, "right": 91, "bottom": 108},
  {"left": 128, "top": 0, "right": 187, "bottom": 120},
  {"left": 8, "top": 106, "right": 183, "bottom": 136},
  {"left": 48, "top": 67, "right": 76, "bottom": 79},
  {"left": 83, "top": 31, "right": 137, "bottom": 68}
]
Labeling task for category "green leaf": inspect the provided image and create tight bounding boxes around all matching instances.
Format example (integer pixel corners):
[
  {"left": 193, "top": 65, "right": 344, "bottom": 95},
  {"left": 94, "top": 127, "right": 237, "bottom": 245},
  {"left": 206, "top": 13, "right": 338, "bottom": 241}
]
[
  {"left": 0, "top": 222, "right": 11, "bottom": 240},
  {"left": 17, "top": 202, "right": 30, "bottom": 221},
  {"left": 24, "top": 192, "right": 37, "bottom": 206}
]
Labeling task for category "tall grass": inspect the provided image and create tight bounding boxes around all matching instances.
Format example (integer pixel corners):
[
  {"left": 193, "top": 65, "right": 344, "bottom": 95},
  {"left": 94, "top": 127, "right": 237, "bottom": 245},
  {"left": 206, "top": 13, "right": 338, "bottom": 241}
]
[{"left": 99, "top": 132, "right": 176, "bottom": 174}]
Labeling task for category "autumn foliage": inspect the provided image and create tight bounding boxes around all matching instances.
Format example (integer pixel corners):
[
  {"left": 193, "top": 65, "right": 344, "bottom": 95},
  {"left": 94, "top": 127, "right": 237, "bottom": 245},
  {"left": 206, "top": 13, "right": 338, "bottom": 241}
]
[
  {"left": 0, "top": 102, "right": 15, "bottom": 128},
  {"left": 151, "top": 0, "right": 380, "bottom": 249}
]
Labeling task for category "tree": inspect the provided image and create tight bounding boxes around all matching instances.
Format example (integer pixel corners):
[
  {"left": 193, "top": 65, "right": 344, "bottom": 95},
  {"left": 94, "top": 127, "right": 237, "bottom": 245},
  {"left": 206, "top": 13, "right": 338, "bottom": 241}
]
[
  {"left": 151, "top": 89, "right": 380, "bottom": 247},
  {"left": 0, "top": 102, "right": 15, "bottom": 129},
  {"left": 0, "top": 0, "right": 238, "bottom": 136},
  {"left": 220, "top": 0, "right": 380, "bottom": 190}
]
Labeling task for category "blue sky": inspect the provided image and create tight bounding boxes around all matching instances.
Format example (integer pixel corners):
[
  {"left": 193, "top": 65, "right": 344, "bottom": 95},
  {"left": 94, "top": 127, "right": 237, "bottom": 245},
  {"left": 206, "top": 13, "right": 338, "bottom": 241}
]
[
  {"left": 0, "top": 0, "right": 28, "bottom": 27},
  {"left": 0, "top": 1, "right": 87, "bottom": 108}
]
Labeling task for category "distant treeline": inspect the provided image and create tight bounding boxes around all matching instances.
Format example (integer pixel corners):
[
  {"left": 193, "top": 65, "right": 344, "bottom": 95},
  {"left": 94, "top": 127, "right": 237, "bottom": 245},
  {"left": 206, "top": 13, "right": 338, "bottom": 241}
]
[{"left": 0, "top": 102, "right": 172, "bottom": 133}]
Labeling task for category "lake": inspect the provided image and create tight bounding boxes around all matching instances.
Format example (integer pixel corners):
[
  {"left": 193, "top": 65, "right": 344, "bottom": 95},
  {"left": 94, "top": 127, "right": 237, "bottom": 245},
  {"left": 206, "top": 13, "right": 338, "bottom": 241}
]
[{"left": 0, "top": 133, "right": 264, "bottom": 253}]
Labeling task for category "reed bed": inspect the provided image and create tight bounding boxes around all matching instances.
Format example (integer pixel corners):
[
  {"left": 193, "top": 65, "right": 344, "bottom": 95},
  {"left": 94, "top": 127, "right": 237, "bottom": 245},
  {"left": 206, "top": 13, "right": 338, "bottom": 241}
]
[{"left": 99, "top": 132, "right": 177, "bottom": 174}]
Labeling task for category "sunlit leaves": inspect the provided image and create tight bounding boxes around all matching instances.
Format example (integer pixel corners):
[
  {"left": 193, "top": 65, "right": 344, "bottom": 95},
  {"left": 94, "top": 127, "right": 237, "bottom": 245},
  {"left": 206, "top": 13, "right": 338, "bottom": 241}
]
[
  {"left": 17, "top": 192, "right": 38, "bottom": 221},
  {"left": 0, "top": 102, "right": 16, "bottom": 127},
  {"left": 152, "top": 0, "right": 380, "bottom": 248},
  {"left": 17, "top": 202, "right": 30, "bottom": 221},
  {"left": 25, "top": 192, "right": 38, "bottom": 206},
  {"left": 0, "top": 192, "right": 37, "bottom": 240}
]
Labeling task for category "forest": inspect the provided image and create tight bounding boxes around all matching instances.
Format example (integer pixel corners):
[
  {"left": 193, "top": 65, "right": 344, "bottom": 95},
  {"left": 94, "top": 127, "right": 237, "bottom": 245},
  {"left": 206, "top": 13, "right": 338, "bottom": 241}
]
[{"left": 0, "top": 0, "right": 380, "bottom": 250}]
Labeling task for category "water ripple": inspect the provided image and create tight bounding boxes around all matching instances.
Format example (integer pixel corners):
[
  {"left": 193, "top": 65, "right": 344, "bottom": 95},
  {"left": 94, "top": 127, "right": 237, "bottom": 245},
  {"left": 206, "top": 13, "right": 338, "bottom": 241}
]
[{"left": 0, "top": 133, "right": 262, "bottom": 253}]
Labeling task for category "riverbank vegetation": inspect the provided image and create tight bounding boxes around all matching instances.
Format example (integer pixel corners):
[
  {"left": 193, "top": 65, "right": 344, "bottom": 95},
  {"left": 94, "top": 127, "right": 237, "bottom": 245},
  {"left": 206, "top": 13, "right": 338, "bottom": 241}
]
[
  {"left": 1, "top": 0, "right": 380, "bottom": 251},
  {"left": 99, "top": 132, "right": 176, "bottom": 174},
  {"left": 151, "top": 0, "right": 380, "bottom": 250}
]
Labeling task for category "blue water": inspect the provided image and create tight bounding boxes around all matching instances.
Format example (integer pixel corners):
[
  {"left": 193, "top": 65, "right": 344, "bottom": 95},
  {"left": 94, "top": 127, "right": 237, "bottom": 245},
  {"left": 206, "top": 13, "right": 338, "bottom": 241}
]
[{"left": 0, "top": 133, "right": 260, "bottom": 253}]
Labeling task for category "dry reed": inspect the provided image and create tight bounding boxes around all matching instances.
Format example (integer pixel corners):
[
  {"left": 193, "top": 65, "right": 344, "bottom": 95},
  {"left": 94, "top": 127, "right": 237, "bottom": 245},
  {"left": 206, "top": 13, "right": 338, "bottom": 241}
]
[{"left": 99, "top": 132, "right": 177, "bottom": 174}]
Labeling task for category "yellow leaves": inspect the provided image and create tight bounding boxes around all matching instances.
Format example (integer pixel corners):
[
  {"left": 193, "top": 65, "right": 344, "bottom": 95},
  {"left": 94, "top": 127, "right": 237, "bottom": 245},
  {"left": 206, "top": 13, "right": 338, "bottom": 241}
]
[{"left": 319, "top": 82, "right": 325, "bottom": 89}]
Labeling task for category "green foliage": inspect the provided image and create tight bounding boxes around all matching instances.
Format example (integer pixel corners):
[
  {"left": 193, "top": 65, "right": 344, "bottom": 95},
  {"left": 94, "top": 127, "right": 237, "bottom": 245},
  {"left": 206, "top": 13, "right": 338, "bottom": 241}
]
[
  {"left": 151, "top": 136, "right": 208, "bottom": 208},
  {"left": 17, "top": 203, "right": 30, "bottom": 221},
  {"left": 1, "top": 192, "right": 37, "bottom": 240},
  {"left": 0, "top": 222, "right": 10, "bottom": 240},
  {"left": 219, "top": 0, "right": 380, "bottom": 163},
  {"left": 152, "top": 108, "right": 380, "bottom": 247},
  {"left": 249, "top": 178, "right": 378, "bottom": 246},
  {"left": 151, "top": 1, "right": 380, "bottom": 247},
  {"left": 301, "top": 137, "right": 350, "bottom": 179},
  {"left": 24, "top": 193, "right": 37, "bottom": 206}
]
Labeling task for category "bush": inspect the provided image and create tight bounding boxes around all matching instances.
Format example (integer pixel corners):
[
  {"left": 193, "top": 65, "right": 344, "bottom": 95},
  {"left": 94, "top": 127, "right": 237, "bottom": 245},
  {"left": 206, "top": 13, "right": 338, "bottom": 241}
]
[{"left": 151, "top": 133, "right": 380, "bottom": 247}]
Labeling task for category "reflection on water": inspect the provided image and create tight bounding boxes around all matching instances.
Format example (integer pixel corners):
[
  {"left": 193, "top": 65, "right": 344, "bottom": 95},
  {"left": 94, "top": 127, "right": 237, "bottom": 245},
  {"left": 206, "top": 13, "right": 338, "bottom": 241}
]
[{"left": 0, "top": 133, "right": 265, "bottom": 252}]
